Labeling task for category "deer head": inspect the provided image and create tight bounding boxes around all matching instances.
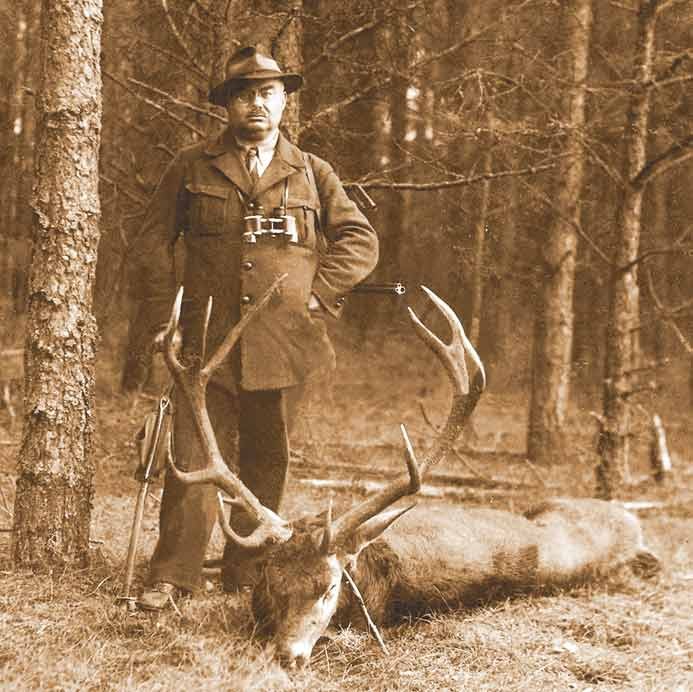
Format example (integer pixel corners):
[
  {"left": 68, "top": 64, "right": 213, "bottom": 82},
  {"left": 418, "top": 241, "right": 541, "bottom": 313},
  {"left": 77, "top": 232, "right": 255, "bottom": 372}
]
[{"left": 163, "top": 283, "right": 485, "bottom": 668}]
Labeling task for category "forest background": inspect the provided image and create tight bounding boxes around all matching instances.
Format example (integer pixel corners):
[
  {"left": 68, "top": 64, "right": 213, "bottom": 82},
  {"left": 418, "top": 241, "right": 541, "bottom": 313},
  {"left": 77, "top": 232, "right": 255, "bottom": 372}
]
[{"left": 0, "top": 1, "right": 692, "bottom": 689}]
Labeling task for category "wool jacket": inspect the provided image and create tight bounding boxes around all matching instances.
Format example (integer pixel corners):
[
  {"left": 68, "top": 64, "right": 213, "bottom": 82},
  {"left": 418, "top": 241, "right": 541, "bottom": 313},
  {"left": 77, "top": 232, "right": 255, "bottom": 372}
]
[{"left": 132, "top": 129, "right": 379, "bottom": 390}]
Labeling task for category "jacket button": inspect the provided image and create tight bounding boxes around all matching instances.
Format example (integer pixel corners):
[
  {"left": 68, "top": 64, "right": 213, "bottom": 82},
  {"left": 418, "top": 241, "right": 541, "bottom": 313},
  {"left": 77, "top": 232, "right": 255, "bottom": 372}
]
[
  {"left": 241, "top": 294, "right": 253, "bottom": 305},
  {"left": 241, "top": 260, "right": 254, "bottom": 271},
  {"left": 335, "top": 297, "right": 344, "bottom": 308}
]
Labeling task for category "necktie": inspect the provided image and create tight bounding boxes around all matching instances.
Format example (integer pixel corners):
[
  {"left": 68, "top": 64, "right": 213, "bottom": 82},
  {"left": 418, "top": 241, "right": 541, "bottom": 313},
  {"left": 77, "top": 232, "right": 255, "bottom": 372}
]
[{"left": 246, "top": 147, "right": 260, "bottom": 185}]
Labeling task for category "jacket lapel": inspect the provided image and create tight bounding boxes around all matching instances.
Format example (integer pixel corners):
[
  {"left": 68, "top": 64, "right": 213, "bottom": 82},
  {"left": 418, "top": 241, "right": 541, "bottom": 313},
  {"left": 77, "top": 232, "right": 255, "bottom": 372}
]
[{"left": 205, "top": 133, "right": 253, "bottom": 196}]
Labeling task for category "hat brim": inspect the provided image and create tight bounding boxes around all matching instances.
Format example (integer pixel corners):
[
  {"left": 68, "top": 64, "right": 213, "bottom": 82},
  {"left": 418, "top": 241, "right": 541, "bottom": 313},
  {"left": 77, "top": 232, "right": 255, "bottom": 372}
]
[{"left": 209, "top": 72, "right": 303, "bottom": 106}]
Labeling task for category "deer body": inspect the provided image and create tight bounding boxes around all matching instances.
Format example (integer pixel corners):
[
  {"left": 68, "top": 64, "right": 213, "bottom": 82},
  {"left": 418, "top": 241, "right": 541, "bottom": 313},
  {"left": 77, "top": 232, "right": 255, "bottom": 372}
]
[{"left": 333, "top": 499, "right": 652, "bottom": 627}]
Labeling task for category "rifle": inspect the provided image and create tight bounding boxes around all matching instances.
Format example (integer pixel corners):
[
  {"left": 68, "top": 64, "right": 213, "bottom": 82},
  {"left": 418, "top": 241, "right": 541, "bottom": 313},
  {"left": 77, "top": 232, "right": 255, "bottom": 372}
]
[
  {"left": 351, "top": 282, "right": 406, "bottom": 296},
  {"left": 118, "top": 390, "right": 173, "bottom": 611}
]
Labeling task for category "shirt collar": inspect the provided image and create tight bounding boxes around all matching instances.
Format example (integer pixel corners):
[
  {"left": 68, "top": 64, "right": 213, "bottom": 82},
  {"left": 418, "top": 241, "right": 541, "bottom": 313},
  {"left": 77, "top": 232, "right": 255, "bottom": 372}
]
[{"left": 235, "top": 130, "right": 279, "bottom": 166}]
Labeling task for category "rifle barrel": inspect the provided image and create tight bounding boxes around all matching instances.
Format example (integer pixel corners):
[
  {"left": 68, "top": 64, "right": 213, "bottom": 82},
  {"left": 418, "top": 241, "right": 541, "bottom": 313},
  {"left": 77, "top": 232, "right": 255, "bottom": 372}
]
[{"left": 351, "top": 282, "right": 406, "bottom": 296}]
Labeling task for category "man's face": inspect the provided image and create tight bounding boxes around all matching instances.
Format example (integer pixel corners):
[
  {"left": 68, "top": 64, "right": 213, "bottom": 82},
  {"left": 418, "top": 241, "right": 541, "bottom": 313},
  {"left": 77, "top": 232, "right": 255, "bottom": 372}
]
[{"left": 226, "top": 78, "right": 287, "bottom": 140}]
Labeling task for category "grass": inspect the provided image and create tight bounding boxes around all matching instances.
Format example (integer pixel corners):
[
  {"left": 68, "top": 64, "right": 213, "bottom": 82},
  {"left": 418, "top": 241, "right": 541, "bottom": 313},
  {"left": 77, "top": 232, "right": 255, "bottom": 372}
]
[{"left": 1, "top": 327, "right": 692, "bottom": 691}]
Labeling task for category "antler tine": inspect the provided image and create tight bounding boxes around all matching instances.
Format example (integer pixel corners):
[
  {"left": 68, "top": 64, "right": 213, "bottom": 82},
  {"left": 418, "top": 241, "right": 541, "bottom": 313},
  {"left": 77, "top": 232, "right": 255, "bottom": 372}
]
[
  {"left": 162, "top": 278, "right": 293, "bottom": 551},
  {"left": 331, "top": 287, "right": 485, "bottom": 542},
  {"left": 214, "top": 491, "right": 289, "bottom": 550},
  {"left": 408, "top": 285, "right": 486, "bottom": 396},
  {"left": 320, "top": 496, "right": 334, "bottom": 555},
  {"left": 203, "top": 273, "right": 287, "bottom": 377},
  {"left": 329, "top": 424, "right": 422, "bottom": 540},
  {"left": 200, "top": 296, "right": 213, "bottom": 364},
  {"left": 162, "top": 286, "right": 186, "bottom": 374}
]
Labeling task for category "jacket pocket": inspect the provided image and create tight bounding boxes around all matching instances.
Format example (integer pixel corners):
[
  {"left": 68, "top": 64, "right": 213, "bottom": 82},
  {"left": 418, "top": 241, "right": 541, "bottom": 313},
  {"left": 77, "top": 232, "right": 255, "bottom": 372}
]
[
  {"left": 286, "top": 198, "right": 321, "bottom": 248},
  {"left": 186, "top": 183, "right": 228, "bottom": 235}
]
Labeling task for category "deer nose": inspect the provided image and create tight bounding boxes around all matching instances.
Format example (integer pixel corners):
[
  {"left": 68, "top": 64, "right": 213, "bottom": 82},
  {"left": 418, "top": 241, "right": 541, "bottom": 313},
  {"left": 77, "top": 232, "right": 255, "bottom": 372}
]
[{"left": 277, "top": 649, "right": 309, "bottom": 669}]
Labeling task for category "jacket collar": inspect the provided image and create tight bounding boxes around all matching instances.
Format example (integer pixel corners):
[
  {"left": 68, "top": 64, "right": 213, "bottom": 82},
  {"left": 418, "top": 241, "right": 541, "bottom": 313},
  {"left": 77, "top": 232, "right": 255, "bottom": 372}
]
[{"left": 203, "top": 129, "right": 305, "bottom": 197}]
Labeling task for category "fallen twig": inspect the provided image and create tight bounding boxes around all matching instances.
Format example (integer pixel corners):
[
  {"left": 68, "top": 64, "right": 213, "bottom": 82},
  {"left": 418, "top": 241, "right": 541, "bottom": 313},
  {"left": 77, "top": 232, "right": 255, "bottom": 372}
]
[
  {"left": 343, "top": 569, "right": 388, "bottom": 655},
  {"left": 521, "top": 457, "right": 548, "bottom": 488},
  {"left": 0, "top": 483, "right": 12, "bottom": 516},
  {"left": 452, "top": 448, "right": 495, "bottom": 483},
  {"left": 621, "top": 500, "right": 666, "bottom": 511},
  {"left": 298, "top": 478, "right": 539, "bottom": 501},
  {"left": 85, "top": 576, "right": 111, "bottom": 597}
]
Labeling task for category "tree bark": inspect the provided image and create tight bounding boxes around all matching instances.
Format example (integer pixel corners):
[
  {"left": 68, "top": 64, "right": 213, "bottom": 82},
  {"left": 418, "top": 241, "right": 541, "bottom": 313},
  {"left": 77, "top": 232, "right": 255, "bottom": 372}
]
[
  {"left": 12, "top": 0, "right": 103, "bottom": 568},
  {"left": 527, "top": 0, "right": 593, "bottom": 464},
  {"left": 596, "top": 0, "right": 658, "bottom": 498}
]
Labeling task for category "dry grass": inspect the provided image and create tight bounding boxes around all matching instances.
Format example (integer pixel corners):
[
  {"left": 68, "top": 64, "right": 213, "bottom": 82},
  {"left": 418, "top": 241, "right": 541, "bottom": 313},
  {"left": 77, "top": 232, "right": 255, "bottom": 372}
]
[{"left": 1, "top": 327, "right": 692, "bottom": 691}]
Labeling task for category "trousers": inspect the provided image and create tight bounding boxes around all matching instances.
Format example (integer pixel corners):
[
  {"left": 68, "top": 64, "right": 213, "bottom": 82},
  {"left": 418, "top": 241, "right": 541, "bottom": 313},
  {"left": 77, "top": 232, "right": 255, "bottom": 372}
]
[{"left": 147, "top": 381, "right": 301, "bottom": 592}]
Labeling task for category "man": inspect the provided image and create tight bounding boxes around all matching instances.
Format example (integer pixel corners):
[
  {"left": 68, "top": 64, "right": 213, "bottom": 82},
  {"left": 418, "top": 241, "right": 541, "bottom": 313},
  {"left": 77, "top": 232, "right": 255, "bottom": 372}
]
[{"left": 135, "top": 46, "right": 378, "bottom": 610}]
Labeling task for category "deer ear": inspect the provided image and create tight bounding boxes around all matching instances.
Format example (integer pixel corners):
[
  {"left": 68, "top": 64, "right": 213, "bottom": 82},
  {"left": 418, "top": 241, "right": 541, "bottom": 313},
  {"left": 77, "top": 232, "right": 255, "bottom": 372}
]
[{"left": 340, "top": 504, "right": 416, "bottom": 559}]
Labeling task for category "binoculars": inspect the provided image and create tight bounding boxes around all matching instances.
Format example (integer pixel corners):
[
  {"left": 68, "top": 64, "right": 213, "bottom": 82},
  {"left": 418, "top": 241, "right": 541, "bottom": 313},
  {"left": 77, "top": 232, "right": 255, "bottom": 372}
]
[{"left": 243, "top": 205, "right": 298, "bottom": 244}]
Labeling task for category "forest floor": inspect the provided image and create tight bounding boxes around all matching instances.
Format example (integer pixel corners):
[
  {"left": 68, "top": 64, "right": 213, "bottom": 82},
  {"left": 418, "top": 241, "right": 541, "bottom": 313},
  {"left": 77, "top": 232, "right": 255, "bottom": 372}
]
[{"left": 0, "top": 321, "right": 692, "bottom": 691}]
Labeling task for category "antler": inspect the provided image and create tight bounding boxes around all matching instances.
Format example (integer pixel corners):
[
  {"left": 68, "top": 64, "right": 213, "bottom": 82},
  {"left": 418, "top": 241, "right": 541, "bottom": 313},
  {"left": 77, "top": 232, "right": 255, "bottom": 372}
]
[
  {"left": 330, "top": 286, "right": 486, "bottom": 542},
  {"left": 163, "top": 275, "right": 293, "bottom": 550}
]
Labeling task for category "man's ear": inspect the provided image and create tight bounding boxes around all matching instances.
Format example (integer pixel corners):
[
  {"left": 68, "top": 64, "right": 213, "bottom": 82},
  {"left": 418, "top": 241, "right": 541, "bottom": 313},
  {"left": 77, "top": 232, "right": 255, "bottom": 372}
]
[{"left": 339, "top": 504, "right": 416, "bottom": 560}]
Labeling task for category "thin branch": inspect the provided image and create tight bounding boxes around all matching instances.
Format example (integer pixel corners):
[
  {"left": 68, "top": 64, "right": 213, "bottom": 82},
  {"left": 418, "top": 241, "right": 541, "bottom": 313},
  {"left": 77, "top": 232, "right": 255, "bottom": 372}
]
[
  {"left": 344, "top": 161, "right": 559, "bottom": 191},
  {"left": 516, "top": 176, "right": 613, "bottom": 266},
  {"left": 99, "top": 174, "right": 148, "bottom": 206},
  {"left": 653, "top": 49, "right": 692, "bottom": 82},
  {"left": 104, "top": 70, "right": 206, "bottom": 137},
  {"left": 271, "top": 5, "right": 302, "bottom": 57},
  {"left": 132, "top": 36, "right": 208, "bottom": 80},
  {"left": 632, "top": 134, "right": 693, "bottom": 188},
  {"left": 0, "top": 482, "right": 12, "bottom": 517},
  {"left": 305, "top": 2, "right": 424, "bottom": 72},
  {"left": 300, "top": 0, "right": 538, "bottom": 133},
  {"left": 128, "top": 77, "right": 226, "bottom": 123},
  {"left": 645, "top": 265, "right": 693, "bottom": 317},
  {"left": 645, "top": 266, "right": 693, "bottom": 355},
  {"left": 618, "top": 244, "right": 693, "bottom": 275},
  {"left": 161, "top": 0, "right": 207, "bottom": 75},
  {"left": 655, "top": 0, "right": 690, "bottom": 15},
  {"left": 579, "top": 133, "right": 625, "bottom": 186}
]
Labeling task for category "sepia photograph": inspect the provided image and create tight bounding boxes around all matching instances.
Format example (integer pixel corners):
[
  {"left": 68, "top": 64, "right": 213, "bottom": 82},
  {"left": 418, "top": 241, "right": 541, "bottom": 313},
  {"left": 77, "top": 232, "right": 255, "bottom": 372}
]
[{"left": 0, "top": 0, "right": 691, "bottom": 689}]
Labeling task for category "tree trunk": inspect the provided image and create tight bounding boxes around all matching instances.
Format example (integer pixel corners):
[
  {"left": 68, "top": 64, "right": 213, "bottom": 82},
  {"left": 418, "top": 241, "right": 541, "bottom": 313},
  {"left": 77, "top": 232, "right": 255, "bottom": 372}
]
[
  {"left": 1, "top": 0, "right": 35, "bottom": 335},
  {"left": 527, "top": 0, "right": 593, "bottom": 464},
  {"left": 596, "top": 0, "right": 658, "bottom": 498},
  {"left": 468, "top": 118, "right": 493, "bottom": 347},
  {"left": 484, "top": 16, "right": 523, "bottom": 389},
  {"left": 12, "top": 0, "right": 103, "bottom": 568}
]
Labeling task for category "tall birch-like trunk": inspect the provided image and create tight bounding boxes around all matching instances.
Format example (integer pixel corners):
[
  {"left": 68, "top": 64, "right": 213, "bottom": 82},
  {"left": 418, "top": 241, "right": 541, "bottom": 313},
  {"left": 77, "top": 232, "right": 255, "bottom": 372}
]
[
  {"left": 468, "top": 118, "right": 493, "bottom": 347},
  {"left": 596, "top": 0, "right": 658, "bottom": 498},
  {"left": 2, "top": 1, "right": 35, "bottom": 332},
  {"left": 527, "top": 0, "right": 593, "bottom": 464},
  {"left": 12, "top": 0, "right": 103, "bottom": 568}
]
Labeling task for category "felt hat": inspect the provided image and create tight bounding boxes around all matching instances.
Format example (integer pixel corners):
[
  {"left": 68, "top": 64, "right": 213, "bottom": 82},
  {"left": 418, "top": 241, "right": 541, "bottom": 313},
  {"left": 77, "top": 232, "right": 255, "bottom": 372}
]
[{"left": 209, "top": 46, "right": 303, "bottom": 106}]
